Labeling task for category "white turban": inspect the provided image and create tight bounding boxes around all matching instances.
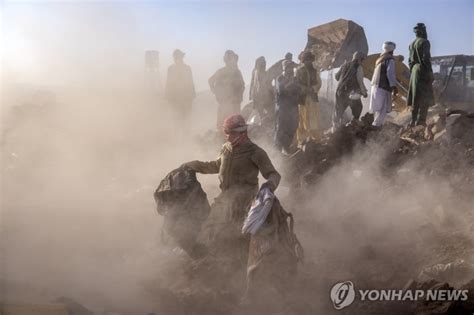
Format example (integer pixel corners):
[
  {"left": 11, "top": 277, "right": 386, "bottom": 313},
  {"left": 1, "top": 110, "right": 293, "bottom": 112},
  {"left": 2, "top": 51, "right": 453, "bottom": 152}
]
[{"left": 383, "top": 41, "right": 396, "bottom": 53}]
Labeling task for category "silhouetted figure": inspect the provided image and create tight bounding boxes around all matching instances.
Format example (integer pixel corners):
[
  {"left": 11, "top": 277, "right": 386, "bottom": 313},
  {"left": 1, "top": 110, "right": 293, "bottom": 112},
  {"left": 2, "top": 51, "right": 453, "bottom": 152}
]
[
  {"left": 250, "top": 56, "right": 275, "bottom": 121},
  {"left": 208, "top": 50, "right": 245, "bottom": 129},
  {"left": 165, "top": 49, "right": 196, "bottom": 122},
  {"left": 275, "top": 60, "right": 301, "bottom": 154},
  {"left": 333, "top": 51, "right": 368, "bottom": 130}
]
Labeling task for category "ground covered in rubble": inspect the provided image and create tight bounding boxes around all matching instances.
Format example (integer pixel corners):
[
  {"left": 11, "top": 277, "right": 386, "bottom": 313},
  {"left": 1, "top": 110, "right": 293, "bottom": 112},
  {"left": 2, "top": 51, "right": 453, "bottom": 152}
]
[{"left": 145, "top": 107, "right": 474, "bottom": 315}]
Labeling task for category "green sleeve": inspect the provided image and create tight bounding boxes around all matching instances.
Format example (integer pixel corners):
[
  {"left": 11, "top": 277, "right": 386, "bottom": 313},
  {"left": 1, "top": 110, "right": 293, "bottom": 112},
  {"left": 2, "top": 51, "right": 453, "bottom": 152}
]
[
  {"left": 252, "top": 148, "right": 281, "bottom": 190},
  {"left": 184, "top": 148, "right": 223, "bottom": 174}
]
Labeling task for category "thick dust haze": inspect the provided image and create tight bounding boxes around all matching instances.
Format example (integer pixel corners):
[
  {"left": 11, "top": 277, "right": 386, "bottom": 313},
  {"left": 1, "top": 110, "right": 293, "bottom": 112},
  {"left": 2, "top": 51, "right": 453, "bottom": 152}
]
[
  {"left": 3, "top": 79, "right": 473, "bottom": 313},
  {"left": 2, "top": 2, "right": 473, "bottom": 315}
]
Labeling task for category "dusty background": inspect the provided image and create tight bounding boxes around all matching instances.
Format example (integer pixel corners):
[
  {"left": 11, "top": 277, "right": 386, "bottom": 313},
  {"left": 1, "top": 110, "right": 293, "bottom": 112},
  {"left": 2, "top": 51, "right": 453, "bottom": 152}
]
[
  {"left": 2, "top": 2, "right": 474, "bottom": 314},
  {"left": 2, "top": 76, "right": 473, "bottom": 315}
]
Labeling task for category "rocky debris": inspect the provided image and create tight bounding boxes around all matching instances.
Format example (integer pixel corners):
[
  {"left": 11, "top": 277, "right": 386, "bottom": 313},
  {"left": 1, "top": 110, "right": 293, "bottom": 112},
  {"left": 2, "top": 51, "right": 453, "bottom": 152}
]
[
  {"left": 287, "top": 109, "right": 474, "bottom": 192},
  {"left": 411, "top": 279, "right": 474, "bottom": 315},
  {"left": 146, "top": 254, "right": 244, "bottom": 315},
  {"left": 418, "top": 260, "right": 474, "bottom": 287},
  {"left": 154, "top": 109, "right": 474, "bottom": 315},
  {"left": 446, "top": 110, "right": 474, "bottom": 146}
]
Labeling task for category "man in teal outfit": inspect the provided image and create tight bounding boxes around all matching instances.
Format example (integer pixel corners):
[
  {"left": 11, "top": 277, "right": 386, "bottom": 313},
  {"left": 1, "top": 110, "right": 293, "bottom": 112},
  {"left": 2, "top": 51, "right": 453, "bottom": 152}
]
[{"left": 407, "top": 23, "right": 435, "bottom": 126}]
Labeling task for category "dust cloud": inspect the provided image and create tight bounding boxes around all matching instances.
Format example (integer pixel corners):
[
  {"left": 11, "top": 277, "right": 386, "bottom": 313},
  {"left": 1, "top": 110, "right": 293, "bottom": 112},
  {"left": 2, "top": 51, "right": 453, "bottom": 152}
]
[
  {"left": 2, "top": 82, "right": 473, "bottom": 313},
  {"left": 2, "top": 3, "right": 473, "bottom": 315}
]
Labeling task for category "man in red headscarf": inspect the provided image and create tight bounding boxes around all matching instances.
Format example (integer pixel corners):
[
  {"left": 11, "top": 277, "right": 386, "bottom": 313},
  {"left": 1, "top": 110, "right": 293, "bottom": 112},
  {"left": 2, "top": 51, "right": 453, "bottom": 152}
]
[{"left": 182, "top": 114, "right": 281, "bottom": 267}]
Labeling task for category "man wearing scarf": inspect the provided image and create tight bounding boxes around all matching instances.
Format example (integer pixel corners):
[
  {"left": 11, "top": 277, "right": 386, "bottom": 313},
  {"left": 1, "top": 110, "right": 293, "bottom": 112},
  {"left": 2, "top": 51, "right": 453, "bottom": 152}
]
[
  {"left": 407, "top": 23, "right": 435, "bottom": 126},
  {"left": 369, "top": 42, "right": 398, "bottom": 127},
  {"left": 209, "top": 50, "right": 246, "bottom": 130},
  {"left": 182, "top": 114, "right": 281, "bottom": 268},
  {"left": 333, "top": 51, "right": 368, "bottom": 130}
]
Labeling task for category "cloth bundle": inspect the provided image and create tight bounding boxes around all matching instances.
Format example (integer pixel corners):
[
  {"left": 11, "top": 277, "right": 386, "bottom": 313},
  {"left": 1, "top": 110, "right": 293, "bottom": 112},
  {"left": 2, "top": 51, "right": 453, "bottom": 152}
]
[{"left": 242, "top": 187, "right": 275, "bottom": 235}]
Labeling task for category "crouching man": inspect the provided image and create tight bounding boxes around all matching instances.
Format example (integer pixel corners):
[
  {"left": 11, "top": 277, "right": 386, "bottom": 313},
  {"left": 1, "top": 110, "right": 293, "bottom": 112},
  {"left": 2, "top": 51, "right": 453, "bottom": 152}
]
[{"left": 182, "top": 114, "right": 281, "bottom": 268}]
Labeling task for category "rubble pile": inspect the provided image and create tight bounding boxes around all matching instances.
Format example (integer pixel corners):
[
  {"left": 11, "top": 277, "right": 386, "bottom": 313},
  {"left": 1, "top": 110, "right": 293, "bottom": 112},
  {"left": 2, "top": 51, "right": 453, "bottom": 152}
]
[
  {"left": 287, "top": 109, "right": 474, "bottom": 193},
  {"left": 151, "top": 109, "right": 474, "bottom": 315}
]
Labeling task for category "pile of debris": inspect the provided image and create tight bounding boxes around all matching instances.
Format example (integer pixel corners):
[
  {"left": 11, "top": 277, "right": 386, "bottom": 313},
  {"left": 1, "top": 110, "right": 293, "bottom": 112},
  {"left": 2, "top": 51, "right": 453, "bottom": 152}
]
[
  {"left": 153, "top": 106, "right": 474, "bottom": 315},
  {"left": 286, "top": 108, "right": 474, "bottom": 194}
]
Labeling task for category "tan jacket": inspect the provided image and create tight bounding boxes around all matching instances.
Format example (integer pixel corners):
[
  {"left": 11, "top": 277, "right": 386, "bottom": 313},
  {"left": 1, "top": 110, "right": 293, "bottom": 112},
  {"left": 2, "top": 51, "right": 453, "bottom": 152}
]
[
  {"left": 185, "top": 141, "right": 281, "bottom": 191},
  {"left": 296, "top": 64, "right": 321, "bottom": 101}
]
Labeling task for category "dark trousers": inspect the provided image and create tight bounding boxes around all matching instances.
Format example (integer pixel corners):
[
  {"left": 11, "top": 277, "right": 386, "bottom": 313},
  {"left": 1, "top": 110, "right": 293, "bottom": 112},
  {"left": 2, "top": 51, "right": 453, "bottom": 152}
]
[
  {"left": 274, "top": 106, "right": 299, "bottom": 151},
  {"left": 333, "top": 93, "right": 363, "bottom": 128},
  {"left": 411, "top": 102, "right": 429, "bottom": 125}
]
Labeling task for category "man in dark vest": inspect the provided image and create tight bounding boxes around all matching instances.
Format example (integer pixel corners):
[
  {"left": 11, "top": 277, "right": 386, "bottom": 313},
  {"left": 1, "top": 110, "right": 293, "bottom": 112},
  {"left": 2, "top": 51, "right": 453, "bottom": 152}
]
[
  {"left": 369, "top": 41, "right": 398, "bottom": 127},
  {"left": 407, "top": 23, "right": 435, "bottom": 126},
  {"left": 333, "top": 51, "right": 368, "bottom": 130}
]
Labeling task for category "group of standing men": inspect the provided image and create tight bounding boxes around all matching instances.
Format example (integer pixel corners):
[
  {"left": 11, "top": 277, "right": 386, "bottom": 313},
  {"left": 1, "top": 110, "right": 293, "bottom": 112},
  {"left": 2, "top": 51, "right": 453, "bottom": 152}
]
[
  {"left": 332, "top": 22, "right": 434, "bottom": 130},
  {"left": 209, "top": 50, "right": 325, "bottom": 154},
  {"left": 337, "top": 22, "right": 434, "bottom": 128},
  {"left": 164, "top": 22, "right": 435, "bottom": 150}
]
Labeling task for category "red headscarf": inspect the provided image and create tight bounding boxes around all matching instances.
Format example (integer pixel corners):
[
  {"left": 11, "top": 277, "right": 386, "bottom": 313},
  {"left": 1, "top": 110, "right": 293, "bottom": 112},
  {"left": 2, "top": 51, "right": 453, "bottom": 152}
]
[{"left": 222, "top": 114, "right": 249, "bottom": 147}]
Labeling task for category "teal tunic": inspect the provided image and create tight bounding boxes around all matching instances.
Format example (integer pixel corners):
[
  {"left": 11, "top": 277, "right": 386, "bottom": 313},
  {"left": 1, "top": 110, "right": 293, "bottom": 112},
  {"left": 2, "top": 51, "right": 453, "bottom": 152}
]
[{"left": 407, "top": 37, "right": 435, "bottom": 107}]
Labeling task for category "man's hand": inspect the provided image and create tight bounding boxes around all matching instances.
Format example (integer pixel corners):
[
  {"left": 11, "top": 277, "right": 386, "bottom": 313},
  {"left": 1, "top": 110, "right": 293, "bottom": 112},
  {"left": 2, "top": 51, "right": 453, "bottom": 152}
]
[
  {"left": 260, "top": 181, "right": 276, "bottom": 192},
  {"left": 362, "top": 91, "right": 368, "bottom": 98}
]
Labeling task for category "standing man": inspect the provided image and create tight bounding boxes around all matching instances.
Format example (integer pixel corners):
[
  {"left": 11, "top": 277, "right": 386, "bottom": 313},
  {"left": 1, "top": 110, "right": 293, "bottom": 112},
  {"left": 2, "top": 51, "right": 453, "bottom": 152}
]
[
  {"left": 296, "top": 51, "right": 322, "bottom": 143},
  {"left": 407, "top": 23, "right": 435, "bottom": 126},
  {"left": 182, "top": 114, "right": 281, "bottom": 267},
  {"left": 275, "top": 60, "right": 301, "bottom": 154},
  {"left": 209, "top": 50, "right": 245, "bottom": 129},
  {"left": 249, "top": 56, "right": 275, "bottom": 121},
  {"left": 333, "top": 51, "right": 368, "bottom": 130},
  {"left": 165, "top": 49, "right": 196, "bottom": 122},
  {"left": 369, "top": 42, "right": 398, "bottom": 127},
  {"left": 267, "top": 52, "right": 296, "bottom": 82}
]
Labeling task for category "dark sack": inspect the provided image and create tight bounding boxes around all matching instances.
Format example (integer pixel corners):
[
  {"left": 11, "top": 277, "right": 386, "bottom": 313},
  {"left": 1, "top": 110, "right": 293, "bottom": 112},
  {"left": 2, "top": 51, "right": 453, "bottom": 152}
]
[{"left": 154, "top": 168, "right": 211, "bottom": 258}]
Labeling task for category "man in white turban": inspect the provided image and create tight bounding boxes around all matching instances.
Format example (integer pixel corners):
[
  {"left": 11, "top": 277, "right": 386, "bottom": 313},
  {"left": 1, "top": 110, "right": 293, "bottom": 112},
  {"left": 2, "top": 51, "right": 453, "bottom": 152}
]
[{"left": 369, "top": 41, "right": 398, "bottom": 127}]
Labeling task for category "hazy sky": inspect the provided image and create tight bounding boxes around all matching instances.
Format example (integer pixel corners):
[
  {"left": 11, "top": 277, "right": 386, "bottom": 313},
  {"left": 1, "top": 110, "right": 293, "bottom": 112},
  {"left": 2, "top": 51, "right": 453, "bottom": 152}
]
[{"left": 2, "top": 0, "right": 473, "bottom": 90}]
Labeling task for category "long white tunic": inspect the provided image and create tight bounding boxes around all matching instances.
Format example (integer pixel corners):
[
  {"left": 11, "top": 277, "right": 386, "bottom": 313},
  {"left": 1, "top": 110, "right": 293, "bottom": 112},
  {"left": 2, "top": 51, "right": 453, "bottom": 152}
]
[{"left": 369, "top": 58, "right": 397, "bottom": 126}]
